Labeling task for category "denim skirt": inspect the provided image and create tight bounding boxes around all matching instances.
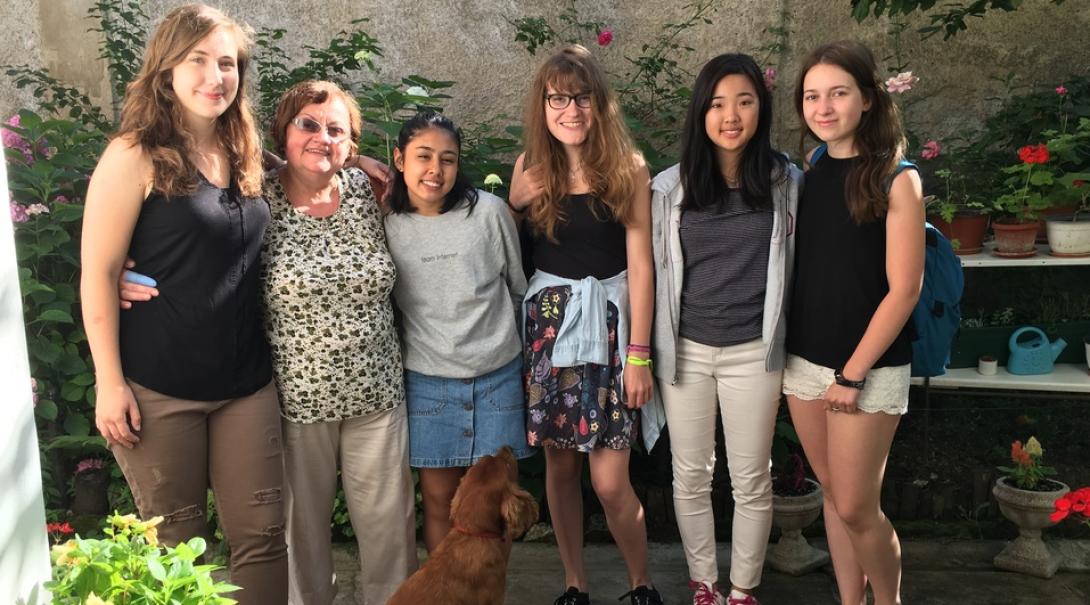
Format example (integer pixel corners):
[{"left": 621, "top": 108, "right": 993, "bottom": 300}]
[{"left": 405, "top": 355, "right": 534, "bottom": 467}]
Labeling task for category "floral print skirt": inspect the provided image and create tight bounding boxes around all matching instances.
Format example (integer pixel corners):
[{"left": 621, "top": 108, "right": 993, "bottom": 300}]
[{"left": 524, "top": 285, "right": 637, "bottom": 451}]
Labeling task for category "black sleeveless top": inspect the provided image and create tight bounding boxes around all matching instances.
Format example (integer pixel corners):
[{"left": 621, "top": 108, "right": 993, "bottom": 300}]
[
  {"left": 530, "top": 193, "right": 627, "bottom": 280},
  {"left": 119, "top": 175, "right": 272, "bottom": 400},
  {"left": 786, "top": 154, "right": 914, "bottom": 369}
]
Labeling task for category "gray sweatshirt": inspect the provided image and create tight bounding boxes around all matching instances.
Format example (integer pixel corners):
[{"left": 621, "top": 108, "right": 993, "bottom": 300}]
[{"left": 384, "top": 191, "right": 526, "bottom": 378}]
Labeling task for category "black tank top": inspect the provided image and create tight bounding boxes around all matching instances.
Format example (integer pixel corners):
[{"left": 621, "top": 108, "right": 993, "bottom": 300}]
[
  {"left": 119, "top": 174, "right": 272, "bottom": 400},
  {"left": 786, "top": 154, "right": 913, "bottom": 369},
  {"left": 530, "top": 193, "right": 627, "bottom": 280}
]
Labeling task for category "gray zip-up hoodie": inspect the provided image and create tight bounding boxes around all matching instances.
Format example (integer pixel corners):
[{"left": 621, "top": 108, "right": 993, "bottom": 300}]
[{"left": 650, "top": 162, "right": 803, "bottom": 384}]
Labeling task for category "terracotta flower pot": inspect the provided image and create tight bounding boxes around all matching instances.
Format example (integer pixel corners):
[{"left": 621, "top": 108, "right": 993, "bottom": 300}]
[
  {"left": 929, "top": 213, "right": 989, "bottom": 255},
  {"left": 992, "top": 476, "right": 1069, "bottom": 578},
  {"left": 992, "top": 220, "right": 1041, "bottom": 258},
  {"left": 766, "top": 478, "right": 829, "bottom": 575}
]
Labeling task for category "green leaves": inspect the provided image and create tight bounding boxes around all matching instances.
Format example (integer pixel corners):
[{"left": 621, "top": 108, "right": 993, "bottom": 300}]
[{"left": 46, "top": 515, "right": 239, "bottom": 604}]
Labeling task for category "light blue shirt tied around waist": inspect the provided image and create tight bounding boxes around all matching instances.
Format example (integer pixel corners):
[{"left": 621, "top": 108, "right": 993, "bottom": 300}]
[{"left": 523, "top": 269, "right": 666, "bottom": 451}]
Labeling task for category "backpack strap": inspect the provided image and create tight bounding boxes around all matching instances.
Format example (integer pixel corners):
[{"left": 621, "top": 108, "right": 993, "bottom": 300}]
[
  {"left": 884, "top": 159, "right": 917, "bottom": 193},
  {"left": 808, "top": 144, "right": 827, "bottom": 167}
]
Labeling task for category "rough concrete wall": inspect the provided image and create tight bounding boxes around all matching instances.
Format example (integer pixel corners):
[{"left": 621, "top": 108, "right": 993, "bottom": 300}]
[{"left": 1, "top": 0, "right": 1088, "bottom": 156}]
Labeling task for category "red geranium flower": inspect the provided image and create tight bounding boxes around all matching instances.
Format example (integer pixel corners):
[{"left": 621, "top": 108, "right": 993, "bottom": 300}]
[{"left": 1018, "top": 144, "right": 1050, "bottom": 165}]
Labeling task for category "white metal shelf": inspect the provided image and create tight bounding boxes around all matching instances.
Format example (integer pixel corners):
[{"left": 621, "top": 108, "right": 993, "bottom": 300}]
[
  {"left": 911, "top": 363, "right": 1090, "bottom": 393},
  {"left": 957, "top": 243, "right": 1090, "bottom": 267}
]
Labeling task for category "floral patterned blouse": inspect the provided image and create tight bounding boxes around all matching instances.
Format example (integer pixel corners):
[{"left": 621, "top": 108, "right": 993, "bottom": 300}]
[{"left": 261, "top": 168, "right": 404, "bottom": 423}]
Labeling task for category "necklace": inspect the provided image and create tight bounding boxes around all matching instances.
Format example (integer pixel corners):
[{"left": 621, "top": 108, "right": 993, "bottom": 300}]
[{"left": 568, "top": 162, "right": 583, "bottom": 182}]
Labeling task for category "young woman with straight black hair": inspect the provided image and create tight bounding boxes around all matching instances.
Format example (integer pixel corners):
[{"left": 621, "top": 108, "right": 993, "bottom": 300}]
[{"left": 650, "top": 53, "right": 803, "bottom": 605}]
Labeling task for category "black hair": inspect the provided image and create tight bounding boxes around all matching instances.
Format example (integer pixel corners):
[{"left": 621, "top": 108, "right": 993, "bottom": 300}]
[
  {"left": 388, "top": 111, "right": 478, "bottom": 215},
  {"left": 680, "top": 53, "right": 786, "bottom": 211}
]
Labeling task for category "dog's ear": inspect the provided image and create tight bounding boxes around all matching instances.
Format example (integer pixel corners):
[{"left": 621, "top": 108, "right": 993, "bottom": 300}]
[{"left": 501, "top": 486, "right": 539, "bottom": 541}]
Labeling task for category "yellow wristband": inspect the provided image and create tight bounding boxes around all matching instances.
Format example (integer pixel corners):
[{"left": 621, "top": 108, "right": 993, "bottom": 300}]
[{"left": 625, "top": 355, "right": 652, "bottom": 369}]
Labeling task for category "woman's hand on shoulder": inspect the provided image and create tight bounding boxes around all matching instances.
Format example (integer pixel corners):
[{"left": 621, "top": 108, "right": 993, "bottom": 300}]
[{"left": 508, "top": 153, "right": 544, "bottom": 211}]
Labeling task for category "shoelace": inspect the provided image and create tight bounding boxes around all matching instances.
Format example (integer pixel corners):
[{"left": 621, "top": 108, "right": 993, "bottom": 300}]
[
  {"left": 617, "top": 585, "right": 663, "bottom": 605},
  {"left": 554, "top": 588, "right": 588, "bottom": 605},
  {"left": 727, "top": 594, "right": 760, "bottom": 605},
  {"left": 689, "top": 580, "right": 722, "bottom": 605}
]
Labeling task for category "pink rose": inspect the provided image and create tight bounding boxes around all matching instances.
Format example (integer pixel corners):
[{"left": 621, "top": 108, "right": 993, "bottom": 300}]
[
  {"left": 921, "top": 140, "right": 941, "bottom": 160},
  {"left": 597, "top": 30, "right": 613, "bottom": 47},
  {"left": 763, "top": 67, "right": 777, "bottom": 92},
  {"left": 885, "top": 71, "right": 918, "bottom": 94}
]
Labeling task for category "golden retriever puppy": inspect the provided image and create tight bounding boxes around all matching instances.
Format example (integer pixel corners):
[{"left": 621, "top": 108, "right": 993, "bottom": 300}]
[{"left": 387, "top": 446, "right": 538, "bottom": 605}]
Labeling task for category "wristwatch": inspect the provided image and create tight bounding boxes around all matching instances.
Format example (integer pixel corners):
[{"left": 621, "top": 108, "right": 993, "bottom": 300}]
[{"left": 834, "top": 369, "right": 866, "bottom": 390}]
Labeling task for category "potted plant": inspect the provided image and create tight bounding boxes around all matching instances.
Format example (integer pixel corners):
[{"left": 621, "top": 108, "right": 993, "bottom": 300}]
[
  {"left": 990, "top": 145, "right": 1055, "bottom": 257},
  {"left": 926, "top": 169, "right": 989, "bottom": 255},
  {"left": 766, "top": 451, "right": 829, "bottom": 575},
  {"left": 992, "top": 436, "right": 1069, "bottom": 577},
  {"left": 1042, "top": 118, "right": 1090, "bottom": 256},
  {"left": 45, "top": 513, "right": 239, "bottom": 604}
]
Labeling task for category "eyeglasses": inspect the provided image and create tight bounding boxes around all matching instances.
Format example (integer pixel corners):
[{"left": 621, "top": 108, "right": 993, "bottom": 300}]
[
  {"left": 290, "top": 116, "right": 350, "bottom": 142},
  {"left": 544, "top": 93, "right": 592, "bottom": 110}
]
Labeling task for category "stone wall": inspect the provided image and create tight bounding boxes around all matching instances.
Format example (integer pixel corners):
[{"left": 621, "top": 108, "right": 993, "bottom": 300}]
[{"left": 2, "top": 0, "right": 1088, "bottom": 154}]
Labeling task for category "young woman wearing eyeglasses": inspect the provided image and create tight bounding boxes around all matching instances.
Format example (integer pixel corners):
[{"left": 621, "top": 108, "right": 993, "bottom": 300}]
[{"left": 507, "top": 44, "right": 664, "bottom": 605}]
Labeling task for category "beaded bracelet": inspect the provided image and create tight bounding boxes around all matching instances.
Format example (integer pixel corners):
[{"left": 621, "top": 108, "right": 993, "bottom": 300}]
[{"left": 626, "top": 343, "right": 651, "bottom": 353}]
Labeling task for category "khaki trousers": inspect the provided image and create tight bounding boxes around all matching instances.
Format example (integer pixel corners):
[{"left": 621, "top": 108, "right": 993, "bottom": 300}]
[
  {"left": 114, "top": 380, "right": 287, "bottom": 605},
  {"left": 659, "top": 338, "right": 781, "bottom": 589},
  {"left": 283, "top": 404, "right": 418, "bottom": 605}
]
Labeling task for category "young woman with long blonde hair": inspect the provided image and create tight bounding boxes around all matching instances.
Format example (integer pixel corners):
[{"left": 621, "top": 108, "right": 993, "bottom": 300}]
[{"left": 509, "top": 44, "right": 664, "bottom": 605}]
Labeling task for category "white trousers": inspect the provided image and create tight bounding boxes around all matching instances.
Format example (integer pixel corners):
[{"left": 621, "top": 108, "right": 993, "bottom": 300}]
[
  {"left": 283, "top": 405, "right": 418, "bottom": 605},
  {"left": 660, "top": 337, "right": 781, "bottom": 589}
]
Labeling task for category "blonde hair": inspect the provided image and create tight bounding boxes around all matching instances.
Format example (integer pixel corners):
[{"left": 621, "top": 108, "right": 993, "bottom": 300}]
[
  {"left": 522, "top": 45, "right": 641, "bottom": 240},
  {"left": 115, "top": 4, "right": 262, "bottom": 197}
]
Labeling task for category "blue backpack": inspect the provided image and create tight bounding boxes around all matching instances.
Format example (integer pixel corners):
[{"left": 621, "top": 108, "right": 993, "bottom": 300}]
[{"left": 810, "top": 145, "right": 964, "bottom": 377}]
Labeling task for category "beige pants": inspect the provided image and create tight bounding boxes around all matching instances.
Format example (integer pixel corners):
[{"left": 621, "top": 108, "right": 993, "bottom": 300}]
[
  {"left": 283, "top": 404, "right": 418, "bottom": 605},
  {"left": 659, "top": 338, "right": 781, "bottom": 589},
  {"left": 114, "top": 380, "right": 287, "bottom": 605}
]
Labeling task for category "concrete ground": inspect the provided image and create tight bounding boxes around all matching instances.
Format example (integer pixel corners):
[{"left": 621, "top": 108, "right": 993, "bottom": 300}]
[
  {"left": 327, "top": 539, "right": 1090, "bottom": 604},
  {"left": 501, "top": 540, "right": 1090, "bottom": 605}
]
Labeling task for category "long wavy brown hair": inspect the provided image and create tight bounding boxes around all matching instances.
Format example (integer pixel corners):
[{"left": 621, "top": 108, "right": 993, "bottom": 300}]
[
  {"left": 115, "top": 4, "right": 262, "bottom": 197},
  {"left": 794, "top": 40, "right": 906, "bottom": 223},
  {"left": 522, "top": 45, "right": 641, "bottom": 241}
]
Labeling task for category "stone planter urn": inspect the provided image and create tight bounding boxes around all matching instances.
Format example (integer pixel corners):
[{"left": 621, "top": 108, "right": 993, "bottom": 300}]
[
  {"left": 992, "top": 476, "right": 1070, "bottom": 578},
  {"left": 766, "top": 478, "right": 829, "bottom": 575}
]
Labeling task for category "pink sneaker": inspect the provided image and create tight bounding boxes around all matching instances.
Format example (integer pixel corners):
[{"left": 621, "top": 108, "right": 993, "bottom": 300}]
[
  {"left": 687, "top": 581, "right": 725, "bottom": 605},
  {"left": 726, "top": 593, "right": 760, "bottom": 605}
]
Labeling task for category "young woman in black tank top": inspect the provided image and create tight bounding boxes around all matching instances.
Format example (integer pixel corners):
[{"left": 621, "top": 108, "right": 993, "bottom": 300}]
[
  {"left": 507, "top": 45, "right": 662, "bottom": 605},
  {"left": 783, "top": 41, "right": 924, "bottom": 605},
  {"left": 80, "top": 6, "right": 287, "bottom": 603}
]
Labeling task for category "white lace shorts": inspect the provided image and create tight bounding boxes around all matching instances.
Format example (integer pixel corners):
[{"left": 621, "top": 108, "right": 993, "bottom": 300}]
[{"left": 782, "top": 355, "right": 910, "bottom": 415}]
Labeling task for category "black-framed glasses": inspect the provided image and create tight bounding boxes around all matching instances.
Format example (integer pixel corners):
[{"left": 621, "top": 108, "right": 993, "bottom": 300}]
[
  {"left": 545, "top": 93, "right": 592, "bottom": 110},
  {"left": 290, "top": 116, "right": 350, "bottom": 142}
]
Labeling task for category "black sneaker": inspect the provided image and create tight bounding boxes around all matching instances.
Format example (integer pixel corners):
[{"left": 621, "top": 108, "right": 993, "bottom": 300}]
[
  {"left": 619, "top": 585, "right": 664, "bottom": 605},
  {"left": 555, "top": 586, "right": 590, "bottom": 605}
]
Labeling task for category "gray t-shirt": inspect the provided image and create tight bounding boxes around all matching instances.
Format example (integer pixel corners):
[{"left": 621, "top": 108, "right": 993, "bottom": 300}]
[
  {"left": 384, "top": 191, "right": 526, "bottom": 378},
  {"left": 678, "top": 189, "right": 771, "bottom": 347}
]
